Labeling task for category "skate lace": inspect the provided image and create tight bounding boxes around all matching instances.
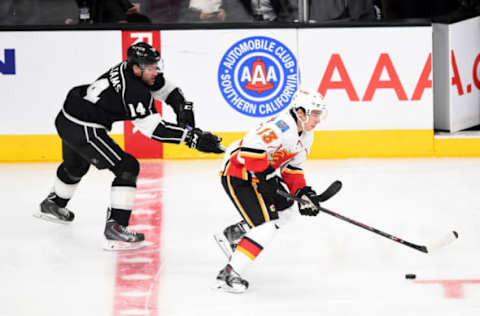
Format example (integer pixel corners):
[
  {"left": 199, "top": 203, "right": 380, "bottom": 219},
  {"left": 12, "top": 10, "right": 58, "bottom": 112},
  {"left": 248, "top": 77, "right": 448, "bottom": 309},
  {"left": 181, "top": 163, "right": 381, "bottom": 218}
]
[
  {"left": 226, "top": 270, "right": 246, "bottom": 286},
  {"left": 45, "top": 194, "right": 71, "bottom": 217},
  {"left": 221, "top": 265, "right": 242, "bottom": 282},
  {"left": 58, "top": 207, "right": 71, "bottom": 217},
  {"left": 119, "top": 225, "right": 139, "bottom": 236}
]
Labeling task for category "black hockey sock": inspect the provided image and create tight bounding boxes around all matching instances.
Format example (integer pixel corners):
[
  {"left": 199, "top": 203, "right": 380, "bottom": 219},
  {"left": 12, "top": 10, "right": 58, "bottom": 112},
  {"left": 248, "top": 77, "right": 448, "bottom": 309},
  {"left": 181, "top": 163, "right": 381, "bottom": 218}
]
[
  {"left": 109, "top": 208, "right": 132, "bottom": 226},
  {"left": 52, "top": 194, "right": 69, "bottom": 208}
]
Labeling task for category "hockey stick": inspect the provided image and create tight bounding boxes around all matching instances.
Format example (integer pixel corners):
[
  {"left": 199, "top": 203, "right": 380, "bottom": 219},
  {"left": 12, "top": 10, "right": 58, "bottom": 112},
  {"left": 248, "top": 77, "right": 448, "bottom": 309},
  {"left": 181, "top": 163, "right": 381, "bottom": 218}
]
[
  {"left": 276, "top": 190, "right": 458, "bottom": 254},
  {"left": 314, "top": 180, "right": 342, "bottom": 202},
  {"left": 278, "top": 180, "right": 342, "bottom": 204}
]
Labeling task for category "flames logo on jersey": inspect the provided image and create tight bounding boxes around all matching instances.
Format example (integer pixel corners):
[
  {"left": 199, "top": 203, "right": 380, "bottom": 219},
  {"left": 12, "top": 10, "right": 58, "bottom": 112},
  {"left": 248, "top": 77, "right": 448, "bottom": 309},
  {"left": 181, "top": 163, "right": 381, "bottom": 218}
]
[
  {"left": 270, "top": 149, "right": 297, "bottom": 169},
  {"left": 218, "top": 36, "right": 299, "bottom": 118}
]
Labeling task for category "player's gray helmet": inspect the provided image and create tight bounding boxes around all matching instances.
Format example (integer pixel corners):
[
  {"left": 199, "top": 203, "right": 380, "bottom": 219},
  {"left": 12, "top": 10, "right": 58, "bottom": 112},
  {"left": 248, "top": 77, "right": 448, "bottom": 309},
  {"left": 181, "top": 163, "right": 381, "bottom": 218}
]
[{"left": 127, "top": 42, "right": 161, "bottom": 69}]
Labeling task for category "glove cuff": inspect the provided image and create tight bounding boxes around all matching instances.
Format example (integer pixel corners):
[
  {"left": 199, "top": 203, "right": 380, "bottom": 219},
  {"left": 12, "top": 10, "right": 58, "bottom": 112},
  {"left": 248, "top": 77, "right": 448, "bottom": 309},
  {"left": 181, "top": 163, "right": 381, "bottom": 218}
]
[
  {"left": 185, "top": 128, "right": 201, "bottom": 148},
  {"left": 295, "top": 186, "right": 312, "bottom": 197}
]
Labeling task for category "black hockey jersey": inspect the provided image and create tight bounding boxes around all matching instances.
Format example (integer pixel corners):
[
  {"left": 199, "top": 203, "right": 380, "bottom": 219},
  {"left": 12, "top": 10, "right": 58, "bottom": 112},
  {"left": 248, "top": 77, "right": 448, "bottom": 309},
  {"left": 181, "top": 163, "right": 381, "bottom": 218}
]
[{"left": 62, "top": 61, "right": 188, "bottom": 144}]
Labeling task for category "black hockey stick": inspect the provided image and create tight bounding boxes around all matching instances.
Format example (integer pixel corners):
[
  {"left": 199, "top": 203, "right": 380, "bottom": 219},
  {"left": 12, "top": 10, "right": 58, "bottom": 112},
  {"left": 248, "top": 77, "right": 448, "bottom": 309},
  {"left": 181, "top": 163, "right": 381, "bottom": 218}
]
[
  {"left": 276, "top": 190, "right": 458, "bottom": 254},
  {"left": 314, "top": 180, "right": 342, "bottom": 202}
]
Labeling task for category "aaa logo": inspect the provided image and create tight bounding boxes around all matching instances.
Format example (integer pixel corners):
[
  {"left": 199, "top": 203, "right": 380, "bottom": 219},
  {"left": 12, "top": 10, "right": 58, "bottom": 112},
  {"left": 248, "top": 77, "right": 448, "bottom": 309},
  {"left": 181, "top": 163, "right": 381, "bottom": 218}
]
[{"left": 218, "top": 36, "right": 299, "bottom": 117}]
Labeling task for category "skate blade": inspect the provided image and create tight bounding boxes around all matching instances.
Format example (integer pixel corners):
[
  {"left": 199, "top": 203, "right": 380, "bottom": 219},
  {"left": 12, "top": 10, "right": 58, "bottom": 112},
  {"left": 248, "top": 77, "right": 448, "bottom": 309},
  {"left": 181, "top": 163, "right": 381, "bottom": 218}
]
[
  {"left": 103, "top": 239, "right": 146, "bottom": 251},
  {"left": 214, "top": 280, "right": 247, "bottom": 294},
  {"left": 213, "top": 233, "right": 233, "bottom": 260},
  {"left": 33, "top": 212, "right": 72, "bottom": 225}
]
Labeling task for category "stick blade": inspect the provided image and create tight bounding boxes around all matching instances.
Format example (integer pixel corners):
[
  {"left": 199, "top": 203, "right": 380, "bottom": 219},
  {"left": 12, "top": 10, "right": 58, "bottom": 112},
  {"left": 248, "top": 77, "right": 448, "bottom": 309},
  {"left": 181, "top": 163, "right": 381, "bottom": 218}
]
[
  {"left": 315, "top": 180, "right": 343, "bottom": 202},
  {"left": 426, "top": 230, "right": 458, "bottom": 253}
]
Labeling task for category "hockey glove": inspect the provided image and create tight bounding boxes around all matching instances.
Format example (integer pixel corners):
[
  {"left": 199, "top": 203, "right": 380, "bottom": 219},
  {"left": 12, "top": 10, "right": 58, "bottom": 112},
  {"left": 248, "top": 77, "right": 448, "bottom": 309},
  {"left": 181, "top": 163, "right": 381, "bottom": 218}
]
[
  {"left": 295, "top": 186, "right": 320, "bottom": 216},
  {"left": 185, "top": 128, "right": 224, "bottom": 154},
  {"left": 177, "top": 101, "right": 195, "bottom": 128},
  {"left": 255, "top": 166, "right": 280, "bottom": 212}
]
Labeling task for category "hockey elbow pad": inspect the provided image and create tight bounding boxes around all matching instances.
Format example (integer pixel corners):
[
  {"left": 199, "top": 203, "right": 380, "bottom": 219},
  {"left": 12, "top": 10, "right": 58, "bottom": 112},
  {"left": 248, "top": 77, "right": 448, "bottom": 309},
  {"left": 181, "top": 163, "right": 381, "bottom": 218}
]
[
  {"left": 177, "top": 101, "right": 195, "bottom": 128},
  {"left": 165, "top": 88, "right": 195, "bottom": 128}
]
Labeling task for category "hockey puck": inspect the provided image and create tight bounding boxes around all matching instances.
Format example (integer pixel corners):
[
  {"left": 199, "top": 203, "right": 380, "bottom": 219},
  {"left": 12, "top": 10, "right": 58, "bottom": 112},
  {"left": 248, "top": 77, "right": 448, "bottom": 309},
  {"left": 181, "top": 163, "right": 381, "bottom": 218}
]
[{"left": 405, "top": 274, "right": 416, "bottom": 279}]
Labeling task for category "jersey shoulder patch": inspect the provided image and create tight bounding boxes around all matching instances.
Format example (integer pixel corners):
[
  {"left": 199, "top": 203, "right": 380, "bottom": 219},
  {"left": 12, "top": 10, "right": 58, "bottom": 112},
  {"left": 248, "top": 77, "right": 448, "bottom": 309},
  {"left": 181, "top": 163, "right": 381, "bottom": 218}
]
[{"left": 275, "top": 119, "right": 290, "bottom": 133}]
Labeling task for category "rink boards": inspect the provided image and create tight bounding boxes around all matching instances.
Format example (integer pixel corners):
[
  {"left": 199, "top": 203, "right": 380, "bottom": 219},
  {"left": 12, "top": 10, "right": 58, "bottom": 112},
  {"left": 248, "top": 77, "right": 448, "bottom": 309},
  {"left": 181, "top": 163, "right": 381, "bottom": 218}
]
[{"left": 1, "top": 27, "right": 479, "bottom": 161}]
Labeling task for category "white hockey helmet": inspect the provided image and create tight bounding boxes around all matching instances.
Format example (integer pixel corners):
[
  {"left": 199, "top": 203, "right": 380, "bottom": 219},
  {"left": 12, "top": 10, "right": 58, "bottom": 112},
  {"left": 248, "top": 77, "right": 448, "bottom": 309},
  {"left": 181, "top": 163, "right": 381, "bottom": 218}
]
[{"left": 290, "top": 89, "right": 328, "bottom": 125}]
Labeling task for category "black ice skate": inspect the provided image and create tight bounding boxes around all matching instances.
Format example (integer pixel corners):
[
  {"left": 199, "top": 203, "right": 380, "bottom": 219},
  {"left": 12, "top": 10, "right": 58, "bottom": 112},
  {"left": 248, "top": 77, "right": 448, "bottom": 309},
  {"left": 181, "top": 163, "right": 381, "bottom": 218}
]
[
  {"left": 213, "top": 220, "right": 249, "bottom": 260},
  {"left": 215, "top": 264, "right": 249, "bottom": 293},
  {"left": 34, "top": 193, "right": 75, "bottom": 224},
  {"left": 103, "top": 219, "right": 145, "bottom": 251}
]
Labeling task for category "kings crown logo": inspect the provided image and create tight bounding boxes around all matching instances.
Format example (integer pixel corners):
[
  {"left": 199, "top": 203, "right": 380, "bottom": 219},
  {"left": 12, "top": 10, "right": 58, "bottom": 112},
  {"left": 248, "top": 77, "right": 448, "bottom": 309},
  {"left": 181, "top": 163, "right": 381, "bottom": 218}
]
[{"left": 218, "top": 36, "right": 299, "bottom": 117}]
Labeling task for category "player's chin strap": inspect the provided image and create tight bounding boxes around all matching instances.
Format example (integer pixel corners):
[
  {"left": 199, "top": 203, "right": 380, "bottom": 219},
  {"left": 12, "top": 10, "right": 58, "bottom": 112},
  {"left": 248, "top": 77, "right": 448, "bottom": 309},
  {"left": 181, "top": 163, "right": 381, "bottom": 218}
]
[
  {"left": 138, "top": 63, "right": 155, "bottom": 77},
  {"left": 139, "top": 64, "right": 146, "bottom": 77},
  {"left": 289, "top": 108, "right": 307, "bottom": 132}
]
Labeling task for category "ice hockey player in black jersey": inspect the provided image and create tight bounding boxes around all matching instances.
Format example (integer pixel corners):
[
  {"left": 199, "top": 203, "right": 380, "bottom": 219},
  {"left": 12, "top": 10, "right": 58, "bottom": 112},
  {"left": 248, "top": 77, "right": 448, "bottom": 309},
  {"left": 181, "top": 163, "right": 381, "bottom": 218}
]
[{"left": 35, "top": 42, "right": 224, "bottom": 250}]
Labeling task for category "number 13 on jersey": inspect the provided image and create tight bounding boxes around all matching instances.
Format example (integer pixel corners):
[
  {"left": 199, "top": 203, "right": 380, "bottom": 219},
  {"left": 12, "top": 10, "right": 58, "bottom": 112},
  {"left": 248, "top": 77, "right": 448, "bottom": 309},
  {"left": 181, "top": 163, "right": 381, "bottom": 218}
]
[{"left": 256, "top": 127, "right": 278, "bottom": 144}]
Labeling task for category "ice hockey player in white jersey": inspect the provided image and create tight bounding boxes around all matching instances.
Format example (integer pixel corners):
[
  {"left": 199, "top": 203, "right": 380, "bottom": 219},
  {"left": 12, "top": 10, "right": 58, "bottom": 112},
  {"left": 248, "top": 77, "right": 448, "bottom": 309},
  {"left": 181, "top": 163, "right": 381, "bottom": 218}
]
[
  {"left": 214, "top": 89, "right": 328, "bottom": 293},
  {"left": 35, "top": 42, "right": 224, "bottom": 251}
]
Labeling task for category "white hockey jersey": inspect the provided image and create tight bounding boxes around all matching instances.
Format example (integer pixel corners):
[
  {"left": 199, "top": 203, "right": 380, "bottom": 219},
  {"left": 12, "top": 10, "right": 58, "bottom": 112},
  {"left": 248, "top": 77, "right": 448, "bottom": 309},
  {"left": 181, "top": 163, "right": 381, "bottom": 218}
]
[{"left": 221, "top": 109, "right": 313, "bottom": 194}]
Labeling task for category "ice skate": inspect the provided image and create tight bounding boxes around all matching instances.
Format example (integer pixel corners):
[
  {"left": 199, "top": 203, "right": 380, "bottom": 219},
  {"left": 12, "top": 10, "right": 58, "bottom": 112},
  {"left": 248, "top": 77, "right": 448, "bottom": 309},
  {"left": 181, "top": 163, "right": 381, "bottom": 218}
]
[
  {"left": 34, "top": 193, "right": 75, "bottom": 224},
  {"left": 215, "top": 264, "right": 249, "bottom": 293},
  {"left": 103, "top": 219, "right": 145, "bottom": 251},
  {"left": 213, "top": 221, "right": 249, "bottom": 260}
]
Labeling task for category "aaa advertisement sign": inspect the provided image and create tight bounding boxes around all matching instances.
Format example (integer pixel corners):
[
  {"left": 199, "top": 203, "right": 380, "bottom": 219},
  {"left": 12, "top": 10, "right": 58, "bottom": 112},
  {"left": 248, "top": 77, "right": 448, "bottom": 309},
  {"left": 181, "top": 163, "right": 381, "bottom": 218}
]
[{"left": 298, "top": 27, "right": 433, "bottom": 130}]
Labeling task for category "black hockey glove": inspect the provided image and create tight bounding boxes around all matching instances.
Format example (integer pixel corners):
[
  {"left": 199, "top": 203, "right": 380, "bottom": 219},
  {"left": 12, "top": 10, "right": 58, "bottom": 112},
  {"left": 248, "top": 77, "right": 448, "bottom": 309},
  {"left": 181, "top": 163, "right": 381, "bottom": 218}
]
[
  {"left": 185, "top": 128, "right": 224, "bottom": 154},
  {"left": 295, "top": 186, "right": 320, "bottom": 216},
  {"left": 255, "top": 166, "right": 281, "bottom": 212},
  {"left": 177, "top": 101, "right": 195, "bottom": 128}
]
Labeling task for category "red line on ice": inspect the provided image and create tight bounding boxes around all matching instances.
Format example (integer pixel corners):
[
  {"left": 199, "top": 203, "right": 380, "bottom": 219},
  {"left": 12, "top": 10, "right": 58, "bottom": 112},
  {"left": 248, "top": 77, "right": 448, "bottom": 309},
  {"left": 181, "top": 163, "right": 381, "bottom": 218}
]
[
  {"left": 113, "top": 161, "right": 164, "bottom": 316},
  {"left": 415, "top": 279, "right": 480, "bottom": 298}
]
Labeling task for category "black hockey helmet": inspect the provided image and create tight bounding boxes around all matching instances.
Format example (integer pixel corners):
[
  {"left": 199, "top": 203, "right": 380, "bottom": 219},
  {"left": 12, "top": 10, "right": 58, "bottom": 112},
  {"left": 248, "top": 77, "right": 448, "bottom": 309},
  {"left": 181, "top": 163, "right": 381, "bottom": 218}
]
[{"left": 126, "top": 42, "right": 161, "bottom": 69}]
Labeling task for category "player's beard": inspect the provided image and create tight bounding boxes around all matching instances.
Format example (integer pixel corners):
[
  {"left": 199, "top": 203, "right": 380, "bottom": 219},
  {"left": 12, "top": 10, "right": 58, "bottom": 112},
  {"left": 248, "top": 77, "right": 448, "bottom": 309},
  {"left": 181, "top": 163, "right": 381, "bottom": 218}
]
[{"left": 143, "top": 75, "right": 155, "bottom": 86}]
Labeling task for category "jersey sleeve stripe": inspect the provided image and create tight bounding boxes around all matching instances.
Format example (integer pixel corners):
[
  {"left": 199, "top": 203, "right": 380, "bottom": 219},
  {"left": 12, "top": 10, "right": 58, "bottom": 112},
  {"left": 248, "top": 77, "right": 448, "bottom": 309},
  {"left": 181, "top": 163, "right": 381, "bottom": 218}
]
[
  {"left": 119, "top": 62, "right": 128, "bottom": 112},
  {"left": 239, "top": 147, "right": 266, "bottom": 154},
  {"left": 240, "top": 152, "right": 267, "bottom": 159},
  {"left": 285, "top": 165, "right": 303, "bottom": 171},
  {"left": 239, "top": 147, "right": 267, "bottom": 159},
  {"left": 283, "top": 168, "right": 304, "bottom": 175}
]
